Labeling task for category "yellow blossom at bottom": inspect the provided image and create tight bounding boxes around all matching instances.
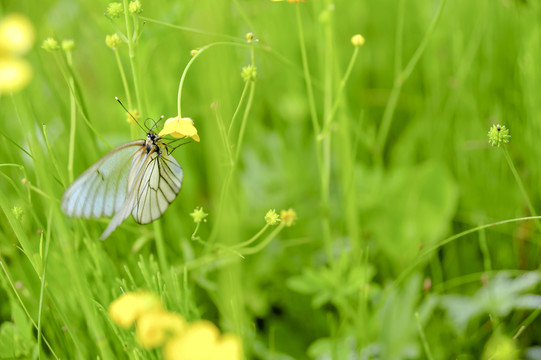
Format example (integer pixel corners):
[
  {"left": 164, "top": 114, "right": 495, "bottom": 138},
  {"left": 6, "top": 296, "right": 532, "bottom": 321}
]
[
  {"left": 137, "top": 311, "right": 187, "bottom": 349},
  {"left": 164, "top": 321, "right": 242, "bottom": 360},
  {"left": 0, "top": 58, "right": 32, "bottom": 93},
  {"left": 108, "top": 292, "right": 162, "bottom": 328},
  {"left": 158, "top": 116, "right": 200, "bottom": 142}
]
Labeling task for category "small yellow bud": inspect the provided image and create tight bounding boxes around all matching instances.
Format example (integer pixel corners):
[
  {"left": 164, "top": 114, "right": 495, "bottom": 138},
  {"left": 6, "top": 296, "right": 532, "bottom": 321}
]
[
  {"left": 246, "top": 32, "right": 254, "bottom": 43},
  {"left": 129, "top": 0, "right": 143, "bottom": 14},
  {"left": 190, "top": 49, "right": 198, "bottom": 57},
  {"left": 106, "top": 2, "right": 124, "bottom": 18},
  {"left": 265, "top": 209, "right": 280, "bottom": 226},
  {"left": 280, "top": 208, "right": 297, "bottom": 227},
  {"left": 351, "top": 34, "right": 365, "bottom": 47},
  {"left": 105, "top": 33, "right": 121, "bottom": 50},
  {"left": 41, "top": 37, "right": 59, "bottom": 52},
  {"left": 61, "top": 39, "right": 74, "bottom": 52}
]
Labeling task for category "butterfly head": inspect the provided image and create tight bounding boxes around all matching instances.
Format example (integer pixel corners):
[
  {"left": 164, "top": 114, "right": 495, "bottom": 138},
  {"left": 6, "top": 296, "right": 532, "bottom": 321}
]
[{"left": 145, "top": 131, "right": 163, "bottom": 154}]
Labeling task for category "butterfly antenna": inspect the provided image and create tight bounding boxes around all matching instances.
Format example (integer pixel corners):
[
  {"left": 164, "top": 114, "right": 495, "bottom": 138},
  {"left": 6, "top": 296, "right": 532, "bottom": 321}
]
[{"left": 115, "top": 97, "right": 146, "bottom": 133}]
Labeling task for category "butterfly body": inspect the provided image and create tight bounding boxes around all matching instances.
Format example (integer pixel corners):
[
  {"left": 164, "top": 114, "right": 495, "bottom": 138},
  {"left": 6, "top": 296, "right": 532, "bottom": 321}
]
[{"left": 62, "top": 131, "right": 183, "bottom": 240}]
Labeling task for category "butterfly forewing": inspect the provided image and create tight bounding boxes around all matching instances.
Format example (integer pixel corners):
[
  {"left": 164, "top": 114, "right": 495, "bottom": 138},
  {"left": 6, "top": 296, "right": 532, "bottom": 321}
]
[
  {"left": 62, "top": 140, "right": 145, "bottom": 219},
  {"left": 132, "top": 150, "right": 183, "bottom": 224}
]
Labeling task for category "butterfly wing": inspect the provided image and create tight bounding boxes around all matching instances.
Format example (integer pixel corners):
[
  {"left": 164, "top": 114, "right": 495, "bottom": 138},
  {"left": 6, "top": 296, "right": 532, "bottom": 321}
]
[
  {"left": 61, "top": 140, "right": 145, "bottom": 219},
  {"left": 131, "top": 148, "right": 183, "bottom": 224}
]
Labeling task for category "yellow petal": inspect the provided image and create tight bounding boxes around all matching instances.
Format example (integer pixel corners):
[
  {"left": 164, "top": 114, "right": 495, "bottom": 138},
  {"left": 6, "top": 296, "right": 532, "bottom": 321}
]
[
  {"left": 108, "top": 292, "right": 162, "bottom": 328},
  {"left": 0, "top": 58, "right": 32, "bottom": 94},
  {"left": 136, "top": 311, "right": 187, "bottom": 349},
  {"left": 0, "top": 14, "right": 34, "bottom": 55},
  {"left": 211, "top": 334, "right": 243, "bottom": 360},
  {"left": 159, "top": 116, "right": 200, "bottom": 142},
  {"left": 164, "top": 321, "right": 219, "bottom": 360}
]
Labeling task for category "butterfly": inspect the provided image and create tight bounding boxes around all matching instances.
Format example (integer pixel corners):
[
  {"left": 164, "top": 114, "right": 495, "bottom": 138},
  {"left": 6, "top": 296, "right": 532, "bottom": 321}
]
[{"left": 62, "top": 111, "right": 185, "bottom": 240}]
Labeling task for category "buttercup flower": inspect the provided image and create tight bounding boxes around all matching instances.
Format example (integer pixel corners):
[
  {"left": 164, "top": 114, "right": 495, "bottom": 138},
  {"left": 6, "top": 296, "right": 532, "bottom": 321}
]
[
  {"left": 109, "top": 292, "right": 162, "bottom": 328},
  {"left": 0, "top": 14, "right": 34, "bottom": 54},
  {"left": 190, "top": 207, "right": 208, "bottom": 223},
  {"left": 0, "top": 58, "right": 32, "bottom": 93},
  {"left": 280, "top": 208, "right": 297, "bottom": 227},
  {"left": 0, "top": 14, "right": 34, "bottom": 94},
  {"left": 41, "top": 37, "right": 59, "bottom": 52},
  {"left": 159, "top": 116, "right": 200, "bottom": 142},
  {"left": 265, "top": 209, "right": 280, "bottom": 225},
  {"left": 164, "top": 321, "right": 242, "bottom": 360},
  {"left": 241, "top": 65, "right": 257, "bottom": 82},
  {"left": 136, "top": 311, "right": 186, "bottom": 349}
]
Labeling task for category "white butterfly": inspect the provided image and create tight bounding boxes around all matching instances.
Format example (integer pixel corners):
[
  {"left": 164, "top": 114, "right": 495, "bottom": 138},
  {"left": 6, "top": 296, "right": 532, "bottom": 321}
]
[{"left": 61, "top": 130, "right": 183, "bottom": 240}]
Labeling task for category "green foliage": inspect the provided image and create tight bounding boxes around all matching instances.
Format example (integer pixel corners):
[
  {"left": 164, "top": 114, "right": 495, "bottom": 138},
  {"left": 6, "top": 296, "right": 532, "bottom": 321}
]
[{"left": 1, "top": 0, "right": 541, "bottom": 359}]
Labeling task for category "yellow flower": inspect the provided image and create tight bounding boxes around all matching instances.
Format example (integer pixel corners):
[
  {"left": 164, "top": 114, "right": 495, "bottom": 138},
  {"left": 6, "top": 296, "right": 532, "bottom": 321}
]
[
  {"left": 0, "top": 14, "right": 34, "bottom": 55},
  {"left": 159, "top": 116, "right": 200, "bottom": 142},
  {"left": 280, "top": 208, "right": 297, "bottom": 227},
  {"left": 137, "top": 311, "right": 186, "bottom": 349},
  {"left": 351, "top": 34, "right": 365, "bottom": 47},
  {"left": 109, "top": 292, "right": 162, "bottom": 328},
  {"left": 164, "top": 321, "right": 242, "bottom": 360},
  {"left": 105, "top": 33, "right": 122, "bottom": 50},
  {"left": 0, "top": 14, "right": 34, "bottom": 94},
  {"left": 211, "top": 334, "right": 243, "bottom": 360},
  {"left": 0, "top": 58, "right": 32, "bottom": 94}
]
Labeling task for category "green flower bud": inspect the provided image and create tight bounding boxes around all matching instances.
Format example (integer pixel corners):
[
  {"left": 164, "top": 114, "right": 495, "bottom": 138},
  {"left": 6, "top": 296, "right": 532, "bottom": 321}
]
[
  {"left": 105, "top": 33, "right": 121, "bottom": 50},
  {"left": 488, "top": 124, "right": 511, "bottom": 147},
  {"left": 106, "top": 2, "right": 124, "bottom": 18},
  {"left": 241, "top": 65, "right": 257, "bottom": 82},
  {"left": 129, "top": 0, "right": 143, "bottom": 14},
  {"left": 351, "top": 34, "right": 365, "bottom": 47},
  {"left": 61, "top": 39, "right": 75, "bottom": 52},
  {"left": 41, "top": 37, "right": 59, "bottom": 52}
]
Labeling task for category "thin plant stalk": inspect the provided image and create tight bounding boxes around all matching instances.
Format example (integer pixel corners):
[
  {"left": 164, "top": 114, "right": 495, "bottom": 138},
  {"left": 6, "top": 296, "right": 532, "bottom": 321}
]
[{"left": 502, "top": 147, "right": 541, "bottom": 232}]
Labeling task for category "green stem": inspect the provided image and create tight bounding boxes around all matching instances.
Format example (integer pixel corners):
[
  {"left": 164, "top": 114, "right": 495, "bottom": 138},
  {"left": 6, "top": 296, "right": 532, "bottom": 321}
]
[
  {"left": 227, "top": 81, "right": 250, "bottom": 138},
  {"left": 319, "top": 46, "right": 359, "bottom": 139},
  {"left": 114, "top": 48, "right": 133, "bottom": 109},
  {"left": 387, "top": 215, "right": 541, "bottom": 300},
  {"left": 153, "top": 219, "right": 169, "bottom": 272},
  {"left": 234, "top": 82, "right": 255, "bottom": 165},
  {"left": 375, "top": 0, "right": 447, "bottom": 161},
  {"left": 415, "top": 312, "right": 434, "bottom": 360},
  {"left": 240, "top": 223, "right": 285, "bottom": 255},
  {"left": 231, "top": 224, "right": 270, "bottom": 250},
  {"left": 177, "top": 41, "right": 252, "bottom": 118},
  {"left": 37, "top": 209, "right": 53, "bottom": 360},
  {"left": 140, "top": 16, "right": 241, "bottom": 41},
  {"left": 66, "top": 51, "right": 76, "bottom": 183},
  {"left": 123, "top": 0, "right": 142, "bottom": 113},
  {"left": 296, "top": 5, "right": 320, "bottom": 135},
  {"left": 502, "top": 147, "right": 541, "bottom": 231}
]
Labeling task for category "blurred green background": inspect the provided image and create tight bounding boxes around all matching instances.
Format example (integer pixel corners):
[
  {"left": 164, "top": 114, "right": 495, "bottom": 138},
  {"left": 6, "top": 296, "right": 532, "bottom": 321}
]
[{"left": 1, "top": 0, "right": 541, "bottom": 358}]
